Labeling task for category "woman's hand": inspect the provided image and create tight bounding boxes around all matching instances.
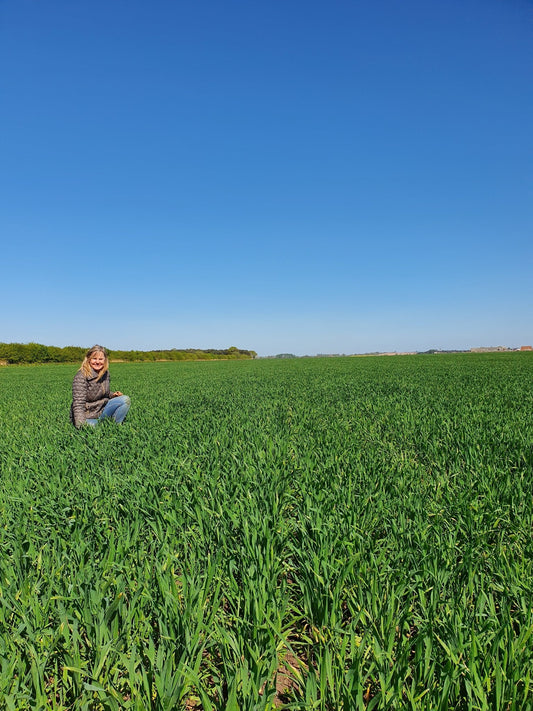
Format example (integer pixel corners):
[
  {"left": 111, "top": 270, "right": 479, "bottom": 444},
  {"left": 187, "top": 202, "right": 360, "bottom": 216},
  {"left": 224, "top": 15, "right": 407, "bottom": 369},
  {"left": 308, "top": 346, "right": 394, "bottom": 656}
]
[{"left": 111, "top": 391, "right": 123, "bottom": 398}]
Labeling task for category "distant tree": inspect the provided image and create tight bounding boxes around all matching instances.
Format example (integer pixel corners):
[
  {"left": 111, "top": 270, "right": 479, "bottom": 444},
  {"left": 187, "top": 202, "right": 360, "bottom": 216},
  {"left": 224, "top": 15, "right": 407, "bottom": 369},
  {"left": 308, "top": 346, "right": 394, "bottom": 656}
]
[
  {"left": 27, "top": 342, "right": 50, "bottom": 363},
  {"left": 0, "top": 342, "right": 257, "bottom": 364}
]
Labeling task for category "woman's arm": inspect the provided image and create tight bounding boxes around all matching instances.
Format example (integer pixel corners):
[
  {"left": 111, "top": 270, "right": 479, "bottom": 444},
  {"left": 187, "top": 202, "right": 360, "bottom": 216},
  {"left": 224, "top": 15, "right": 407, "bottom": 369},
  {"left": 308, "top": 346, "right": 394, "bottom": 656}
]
[
  {"left": 72, "top": 372, "right": 88, "bottom": 427},
  {"left": 106, "top": 371, "right": 122, "bottom": 398}
]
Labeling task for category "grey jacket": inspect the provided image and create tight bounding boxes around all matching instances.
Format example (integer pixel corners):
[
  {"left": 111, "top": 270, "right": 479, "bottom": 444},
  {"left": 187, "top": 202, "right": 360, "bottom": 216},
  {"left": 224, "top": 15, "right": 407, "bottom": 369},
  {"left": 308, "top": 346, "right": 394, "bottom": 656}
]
[{"left": 70, "top": 369, "right": 112, "bottom": 427}]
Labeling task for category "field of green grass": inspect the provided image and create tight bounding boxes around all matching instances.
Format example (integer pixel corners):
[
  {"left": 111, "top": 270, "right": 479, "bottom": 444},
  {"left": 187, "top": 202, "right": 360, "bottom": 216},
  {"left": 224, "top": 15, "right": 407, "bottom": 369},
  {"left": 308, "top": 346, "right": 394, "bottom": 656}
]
[{"left": 1, "top": 354, "right": 532, "bottom": 710}]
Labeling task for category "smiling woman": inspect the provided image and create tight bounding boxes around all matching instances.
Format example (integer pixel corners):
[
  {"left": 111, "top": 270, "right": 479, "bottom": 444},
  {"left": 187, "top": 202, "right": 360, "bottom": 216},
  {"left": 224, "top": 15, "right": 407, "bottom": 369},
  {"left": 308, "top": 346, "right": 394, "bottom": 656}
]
[{"left": 70, "top": 344, "right": 131, "bottom": 428}]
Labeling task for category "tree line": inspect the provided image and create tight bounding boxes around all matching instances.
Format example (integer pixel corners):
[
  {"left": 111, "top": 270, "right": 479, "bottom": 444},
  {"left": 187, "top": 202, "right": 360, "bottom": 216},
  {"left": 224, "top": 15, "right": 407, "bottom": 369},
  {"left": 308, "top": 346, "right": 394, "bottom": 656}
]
[{"left": 0, "top": 343, "right": 257, "bottom": 364}]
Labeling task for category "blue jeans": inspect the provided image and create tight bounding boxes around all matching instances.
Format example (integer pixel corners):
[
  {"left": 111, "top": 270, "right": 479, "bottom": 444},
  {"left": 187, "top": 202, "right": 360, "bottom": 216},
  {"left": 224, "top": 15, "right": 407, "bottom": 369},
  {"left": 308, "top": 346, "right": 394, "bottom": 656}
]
[{"left": 86, "top": 395, "right": 131, "bottom": 426}]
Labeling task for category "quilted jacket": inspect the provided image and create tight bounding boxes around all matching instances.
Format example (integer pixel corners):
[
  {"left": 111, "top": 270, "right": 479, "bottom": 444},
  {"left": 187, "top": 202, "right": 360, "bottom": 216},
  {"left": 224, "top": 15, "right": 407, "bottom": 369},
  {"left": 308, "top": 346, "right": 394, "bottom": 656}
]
[{"left": 70, "top": 369, "right": 111, "bottom": 427}]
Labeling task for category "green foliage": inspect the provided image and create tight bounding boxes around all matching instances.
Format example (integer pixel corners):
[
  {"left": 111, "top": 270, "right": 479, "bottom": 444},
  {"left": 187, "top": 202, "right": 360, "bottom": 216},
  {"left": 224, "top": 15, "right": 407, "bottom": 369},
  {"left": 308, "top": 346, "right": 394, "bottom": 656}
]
[
  {"left": 0, "top": 343, "right": 256, "bottom": 364},
  {"left": 0, "top": 354, "right": 532, "bottom": 709}
]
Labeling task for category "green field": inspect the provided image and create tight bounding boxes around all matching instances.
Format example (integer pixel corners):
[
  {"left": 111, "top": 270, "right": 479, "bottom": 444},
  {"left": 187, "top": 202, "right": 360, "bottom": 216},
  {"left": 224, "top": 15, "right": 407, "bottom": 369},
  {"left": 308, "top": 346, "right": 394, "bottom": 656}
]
[{"left": 1, "top": 354, "right": 532, "bottom": 710}]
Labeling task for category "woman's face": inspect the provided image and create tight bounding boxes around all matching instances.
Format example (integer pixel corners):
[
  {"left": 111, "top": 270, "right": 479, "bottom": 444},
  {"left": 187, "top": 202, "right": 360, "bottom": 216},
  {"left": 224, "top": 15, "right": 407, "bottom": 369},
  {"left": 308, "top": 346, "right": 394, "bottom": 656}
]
[{"left": 89, "top": 351, "right": 106, "bottom": 372}]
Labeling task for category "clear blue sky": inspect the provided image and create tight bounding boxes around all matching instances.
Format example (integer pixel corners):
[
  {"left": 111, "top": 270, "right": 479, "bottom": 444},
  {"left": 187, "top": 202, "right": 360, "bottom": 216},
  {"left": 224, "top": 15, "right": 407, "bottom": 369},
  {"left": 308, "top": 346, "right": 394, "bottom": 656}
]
[{"left": 1, "top": 0, "right": 532, "bottom": 356}]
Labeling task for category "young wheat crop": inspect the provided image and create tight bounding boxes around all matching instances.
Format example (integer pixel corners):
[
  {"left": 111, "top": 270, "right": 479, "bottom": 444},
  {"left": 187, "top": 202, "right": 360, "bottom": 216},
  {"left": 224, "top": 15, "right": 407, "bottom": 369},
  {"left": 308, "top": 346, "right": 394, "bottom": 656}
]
[{"left": 0, "top": 354, "right": 532, "bottom": 709}]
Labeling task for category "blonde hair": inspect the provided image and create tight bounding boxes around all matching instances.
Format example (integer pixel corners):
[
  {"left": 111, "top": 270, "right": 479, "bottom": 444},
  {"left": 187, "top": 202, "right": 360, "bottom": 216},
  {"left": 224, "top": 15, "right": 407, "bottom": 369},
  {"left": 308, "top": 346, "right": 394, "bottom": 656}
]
[{"left": 79, "top": 345, "right": 109, "bottom": 380}]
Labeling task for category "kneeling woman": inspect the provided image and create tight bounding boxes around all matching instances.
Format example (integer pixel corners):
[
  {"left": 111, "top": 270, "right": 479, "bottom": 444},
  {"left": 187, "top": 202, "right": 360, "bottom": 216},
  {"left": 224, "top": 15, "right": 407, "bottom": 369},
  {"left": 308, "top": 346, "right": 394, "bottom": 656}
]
[{"left": 70, "top": 345, "right": 131, "bottom": 428}]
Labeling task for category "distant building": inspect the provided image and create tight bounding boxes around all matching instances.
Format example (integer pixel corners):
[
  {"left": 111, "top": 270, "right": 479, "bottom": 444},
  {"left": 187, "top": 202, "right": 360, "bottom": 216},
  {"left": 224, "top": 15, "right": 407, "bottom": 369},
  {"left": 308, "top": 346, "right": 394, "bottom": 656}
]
[
  {"left": 519, "top": 345, "right": 533, "bottom": 351},
  {"left": 470, "top": 346, "right": 508, "bottom": 353}
]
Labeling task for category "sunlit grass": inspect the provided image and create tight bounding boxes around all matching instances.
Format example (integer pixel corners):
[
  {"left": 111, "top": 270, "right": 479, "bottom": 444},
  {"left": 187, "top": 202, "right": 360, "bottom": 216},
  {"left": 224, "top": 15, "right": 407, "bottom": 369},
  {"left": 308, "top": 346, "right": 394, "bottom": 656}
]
[{"left": 1, "top": 354, "right": 532, "bottom": 709}]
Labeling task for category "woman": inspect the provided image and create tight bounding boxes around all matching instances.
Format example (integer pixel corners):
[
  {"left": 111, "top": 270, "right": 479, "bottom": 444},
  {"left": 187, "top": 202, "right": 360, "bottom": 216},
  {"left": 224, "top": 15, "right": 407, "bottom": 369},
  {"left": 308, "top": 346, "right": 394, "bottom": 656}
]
[{"left": 70, "top": 345, "right": 131, "bottom": 428}]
